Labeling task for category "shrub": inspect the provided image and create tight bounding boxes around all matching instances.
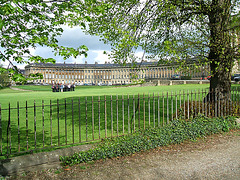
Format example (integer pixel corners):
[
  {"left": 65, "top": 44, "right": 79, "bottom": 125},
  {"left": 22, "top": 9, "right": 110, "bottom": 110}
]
[
  {"left": 60, "top": 116, "right": 239, "bottom": 166},
  {"left": 181, "top": 76, "right": 191, "bottom": 80}
]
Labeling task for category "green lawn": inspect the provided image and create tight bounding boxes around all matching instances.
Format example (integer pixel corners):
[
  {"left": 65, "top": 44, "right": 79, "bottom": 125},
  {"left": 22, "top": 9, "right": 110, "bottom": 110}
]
[
  {"left": 0, "top": 84, "right": 210, "bottom": 108},
  {"left": 0, "top": 83, "right": 239, "bottom": 157}
]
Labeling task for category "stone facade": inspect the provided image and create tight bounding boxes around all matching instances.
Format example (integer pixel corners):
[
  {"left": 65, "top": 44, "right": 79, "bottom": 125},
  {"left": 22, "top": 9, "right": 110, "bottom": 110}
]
[{"left": 24, "top": 62, "right": 208, "bottom": 85}]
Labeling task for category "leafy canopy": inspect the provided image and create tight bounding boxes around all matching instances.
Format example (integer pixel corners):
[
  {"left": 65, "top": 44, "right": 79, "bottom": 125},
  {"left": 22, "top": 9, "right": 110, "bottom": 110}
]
[
  {"left": 0, "top": 0, "right": 92, "bottom": 81},
  {"left": 81, "top": 0, "right": 239, "bottom": 68}
]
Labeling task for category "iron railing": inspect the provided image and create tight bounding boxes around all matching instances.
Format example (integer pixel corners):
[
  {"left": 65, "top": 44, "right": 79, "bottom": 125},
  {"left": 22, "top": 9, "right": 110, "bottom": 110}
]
[{"left": 0, "top": 88, "right": 239, "bottom": 157}]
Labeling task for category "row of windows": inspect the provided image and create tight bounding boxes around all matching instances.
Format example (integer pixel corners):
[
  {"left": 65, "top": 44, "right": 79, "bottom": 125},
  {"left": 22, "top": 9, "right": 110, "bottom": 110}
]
[
  {"left": 36, "top": 79, "right": 131, "bottom": 84},
  {"left": 43, "top": 73, "right": 176, "bottom": 80},
  {"left": 31, "top": 67, "right": 178, "bottom": 74}
]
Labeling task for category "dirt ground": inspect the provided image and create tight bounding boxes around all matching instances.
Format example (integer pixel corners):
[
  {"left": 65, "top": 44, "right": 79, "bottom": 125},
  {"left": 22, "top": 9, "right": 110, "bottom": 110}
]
[{"left": 9, "top": 129, "right": 240, "bottom": 180}]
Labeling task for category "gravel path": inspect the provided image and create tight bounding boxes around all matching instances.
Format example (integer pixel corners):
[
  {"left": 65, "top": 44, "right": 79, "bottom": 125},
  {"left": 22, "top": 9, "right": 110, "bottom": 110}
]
[
  {"left": 9, "top": 86, "right": 33, "bottom": 91},
  {"left": 9, "top": 129, "right": 240, "bottom": 180}
]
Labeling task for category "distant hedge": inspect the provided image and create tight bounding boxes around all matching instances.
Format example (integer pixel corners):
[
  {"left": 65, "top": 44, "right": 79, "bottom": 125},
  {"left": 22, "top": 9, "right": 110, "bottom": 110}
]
[
  {"left": 181, "top": 76, "right": 191, "bottom": 80},
  {"left": 60, "top": 116, "right": 239, "bottom": 166}
]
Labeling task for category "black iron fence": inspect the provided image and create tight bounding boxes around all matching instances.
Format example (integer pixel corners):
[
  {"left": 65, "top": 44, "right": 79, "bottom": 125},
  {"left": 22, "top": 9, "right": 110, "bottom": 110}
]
[{"left": 0, "top": 88, "right": 240, "bottom": 157}]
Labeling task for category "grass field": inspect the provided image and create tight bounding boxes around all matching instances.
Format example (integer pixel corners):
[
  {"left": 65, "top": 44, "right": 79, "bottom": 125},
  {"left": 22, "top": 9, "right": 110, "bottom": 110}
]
[
  {"left": 0, "top": 83, "right": 239, "bottom": 157},
  {"left": 0, "top": 84, "right": 211, "bottom": 108}
]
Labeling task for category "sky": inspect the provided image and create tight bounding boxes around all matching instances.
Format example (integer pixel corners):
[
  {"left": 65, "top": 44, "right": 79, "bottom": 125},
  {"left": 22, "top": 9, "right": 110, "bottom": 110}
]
[
  {"left": 0, "top": 25, "right": 145, "bottom": 70},
  {"left": 0, "top": 26, "right": 109, "bottom": 69}
]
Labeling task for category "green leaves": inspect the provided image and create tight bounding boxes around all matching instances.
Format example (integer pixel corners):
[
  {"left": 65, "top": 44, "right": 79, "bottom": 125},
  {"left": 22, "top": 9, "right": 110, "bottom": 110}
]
[
  {"left": 60, "top": 116, "right": 239, "bottom": 166},
  {"left": 0, "top": 0, "right": 93, "bottom": 83}
]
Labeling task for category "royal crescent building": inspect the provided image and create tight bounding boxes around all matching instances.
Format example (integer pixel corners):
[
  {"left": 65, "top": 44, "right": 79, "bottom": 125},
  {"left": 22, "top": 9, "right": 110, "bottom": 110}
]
[{"left": 24, "top": 61, "right": 209, "bottom": 85}]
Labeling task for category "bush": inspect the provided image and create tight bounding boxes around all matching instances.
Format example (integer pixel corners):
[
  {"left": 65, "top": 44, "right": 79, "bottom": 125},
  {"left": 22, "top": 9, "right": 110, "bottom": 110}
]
[
  {"left": 181, "top": 76, "right": 191, "bottom": 80},
  {"left": 60, "top": 116, "right": 239, "bottom": 166}
]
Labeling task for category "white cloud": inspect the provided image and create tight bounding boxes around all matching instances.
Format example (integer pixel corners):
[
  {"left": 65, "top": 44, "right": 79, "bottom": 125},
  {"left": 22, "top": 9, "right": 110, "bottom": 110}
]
[{"left": 92, "top": 50, "right": 110, "bottom": 64}]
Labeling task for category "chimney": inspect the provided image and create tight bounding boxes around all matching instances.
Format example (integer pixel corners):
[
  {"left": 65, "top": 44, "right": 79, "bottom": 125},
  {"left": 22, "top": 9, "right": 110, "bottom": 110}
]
[
  {"left": 64, "top": 61, "right": 66, "bottom": 64},
  {"left": 85, "top": 61, "right": 87, "bottom": 64},
  {"left": 95, "top": 62, "right": 98, "bottom": 64}
]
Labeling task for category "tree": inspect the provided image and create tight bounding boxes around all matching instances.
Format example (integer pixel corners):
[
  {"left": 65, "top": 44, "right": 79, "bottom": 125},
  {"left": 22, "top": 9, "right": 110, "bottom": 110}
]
[
  {"left": 0, "top": 65, "right": 10, "bottom": 88},
  {"left": 82, "top": 0, "right": 240, "bottom": 98},
  {"left": 0, "top": 0, "right": 89, "bottom": 81}
]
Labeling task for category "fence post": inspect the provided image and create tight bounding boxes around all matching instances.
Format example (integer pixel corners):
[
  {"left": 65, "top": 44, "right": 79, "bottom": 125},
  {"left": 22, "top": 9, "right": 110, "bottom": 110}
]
[
  {"left": 91, "top": 96, "right": 94, "bottom": 141},
  {"left": 123, "top": 94, "right": 125, "bottom": 134},
  {"left": 72, "top": 98, "right": 75, "bottom": 143},
  {"left": 57, "top": 99, "right": 60, "bottom": 146},
  {"left": 230, "top": 89, "right": 232, "bottom": 116},
  {"left": 171, "top": 91, "right": 173, "bottom": 121},
  {"left": 116, "top": 95, "right": 119, "bottom": 136},
  {"left": 50, "top": 100, "right": 53, "bottom": 147},
  {"left": 133, "top": 94, "right": 135, "bottom": 132},
  {"left": 111, "top": 95, "right": 113, "bottom": 137},
  {"left": 34, "top": 101, "right": 37, "bottom": 149},
  {"left": 85, "top": 97, "right": 88, "bottom": 141},
  {"left": 183, "top": 90, "right": 185, "bottom": 119},
  {"left": 191, "top": 90, "right": 193, "bottom": 118},
  {"left": 7, "top": 103, "right": 11, "bottom": 156},
  {"left": 98, "top": 96, "right": 100, "bottom": 139},
  {"left": 78, "top": 98, "right": 81, "bottom": 143},
  {"left": 143, "top": 93, "right": 145, "bottom": 129},
  {"left": 195, "top": 89, "right": 197, "bottom": 117},
  {"left": 204, "top": 89, "right": 207, "bottom": 117},
  {"left": 167, "top": 91, "right": 169, "bottom": 124},
  {"left": 128, "top": 94, "right": 130, "bottom": 133},
  {"left": 26, "top": 101, "right": 28, "bottom": 151},
  {"left": 105, "top": 95, "right": 107, "bottom": 138},
  {"left": 148, "top": 93, "right": 150, "bottom": 127},
  {"left": 17, "top": 102, "right": 20, "bottom": 152},
  {"left": 198, "top": 89, "right": 201, "bottom": 115},
  {"left": 42, "top": 100, "right": 45, "bottom": 148},
  {"left": 65, "top": 98, "right": 67, "bottom": 144},
  {"left": 215, "top": 90, "right": 217, "bottom": 118},
  {"left": 153, "top": 93, "right": 155, "bottom": 128},
  {"left": 0, "top": 104, "right": 2, "bottom": 155},
  {"left": 175, "top": 91, "right": 178, "bottom": 120},
  {"left": 218, "top": 91, "right": 220, "bottom": 117},
  {"left": 187, "top": 90, "right": 189, "bottom": 120},
  {"left": 162, "top": 92, "right": 165, "bottom": 126},
  {"left": 158, "top": 92, "right": 160, "bottom": 127}
]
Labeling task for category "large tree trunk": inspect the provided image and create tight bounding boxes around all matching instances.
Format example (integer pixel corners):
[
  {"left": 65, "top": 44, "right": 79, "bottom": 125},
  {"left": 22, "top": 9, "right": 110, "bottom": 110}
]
[{"left": 207, "top": 0, "right": 233, "bottom": 100}]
